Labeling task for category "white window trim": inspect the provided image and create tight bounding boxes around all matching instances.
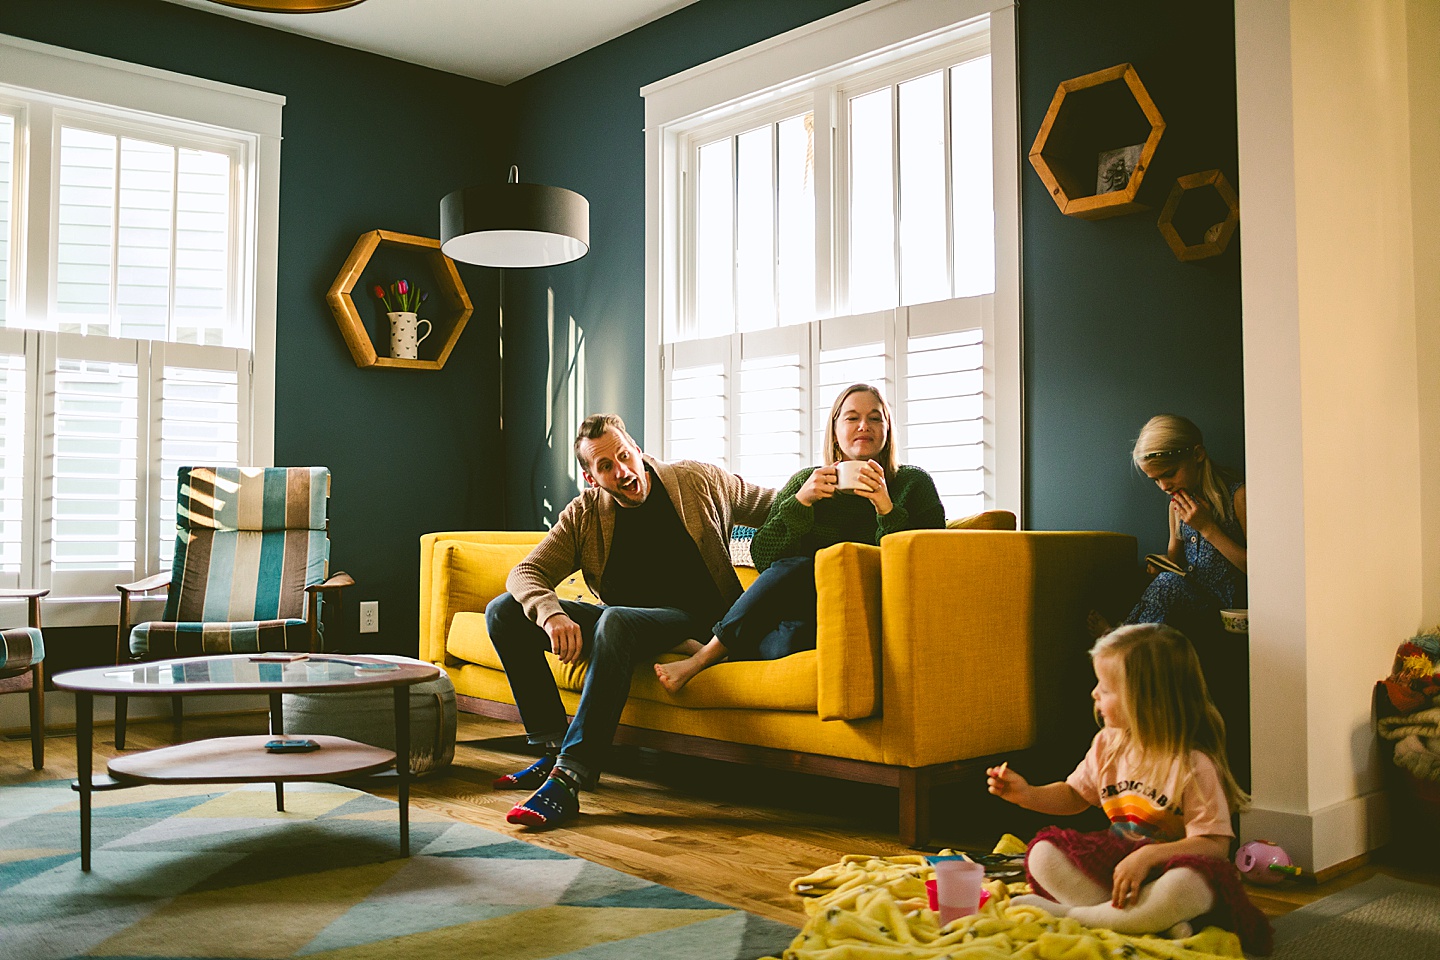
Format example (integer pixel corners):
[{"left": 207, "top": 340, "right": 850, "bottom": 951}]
[
  {"left": 642, "top": 0, "right": 1021, "bottom": 519},
  {"left": 0, "top": 33, "right": 283, "bottom": 625}
]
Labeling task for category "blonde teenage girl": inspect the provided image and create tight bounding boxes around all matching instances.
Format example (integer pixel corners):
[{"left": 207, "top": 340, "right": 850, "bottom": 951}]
[
  {"left": 986, "top": 624, "right": 1270, "bottom": 953},
  {"left": 1093, "top": 415, "right": 1246, "bottom": 638}
]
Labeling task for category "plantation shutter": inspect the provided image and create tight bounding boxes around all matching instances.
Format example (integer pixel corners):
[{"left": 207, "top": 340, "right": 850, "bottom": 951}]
[
  {"left": 0, "top": 329, "right": 27, "bottom": 587},
  {"left": 904, "top": 297, "right": 991, "bottom": 518},
  {"left": 153, "top": 343, "right": 247, "bottom": 568},
  {"left": 736, "top": 325, "right": 808, "bottom": 489},
  {"left": 663, "top": 337, "right": 729, "bottom": 468},
  {"left": 813, "top": 311, "right": 892, "bottom": 462},
  {"left": 43, "top": 334, "right": 144, "bottom": 596}
]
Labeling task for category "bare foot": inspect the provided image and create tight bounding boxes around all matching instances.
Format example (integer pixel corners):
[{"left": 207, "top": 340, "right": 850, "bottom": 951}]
[
  {"left": 1086, "top": 609, "right": 1114, "bottom": 640},
  {"left": 669, "top": 638, "right": 703, "bottom": 656},
  {"left": 654, "top": 657, "right": 704, "bottom": 693}
]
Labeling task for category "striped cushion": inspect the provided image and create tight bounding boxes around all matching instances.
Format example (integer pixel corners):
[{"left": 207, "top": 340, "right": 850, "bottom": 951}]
[
  {"left": 730, "top": 525, "right": 757, "bottom": 568},
  {"left": 163, "top": 467, "right": 330, "bottom": 623},
  {"left": 0, "top": 627, "right": 44, "bottom": 672},
  {"left": 131, "top": 619, "right": 311, "bottom": 659}
]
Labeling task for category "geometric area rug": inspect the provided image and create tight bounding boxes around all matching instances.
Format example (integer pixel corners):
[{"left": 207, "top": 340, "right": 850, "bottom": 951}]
[
  {"left": 0, "top": 780, "right": 797, "bottom": 960},
  {"left": 1266, "top": 874, "right": 1440, "bottom": 960}
]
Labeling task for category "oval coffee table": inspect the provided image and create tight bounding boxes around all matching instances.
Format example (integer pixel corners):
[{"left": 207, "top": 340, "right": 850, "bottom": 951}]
[{"left": 54, "top": 654, "right": 440, "bottom": 871}]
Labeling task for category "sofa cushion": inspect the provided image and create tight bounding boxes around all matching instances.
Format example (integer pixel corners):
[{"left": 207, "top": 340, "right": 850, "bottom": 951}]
[
  {"left": 634, "top": 651, "right": 817, "bottom": 711},
  {"left": 448, "top": 610, "right": 818, "bottom": 712},
  {"left": 447, "top": 611, "right": 504, "bottom": 670},
  {"left": 434, "top": 540, "right": 536, "bottom": 636},
  {"left": 946, "top": 509, "right": 1017, "bottom": 530}
]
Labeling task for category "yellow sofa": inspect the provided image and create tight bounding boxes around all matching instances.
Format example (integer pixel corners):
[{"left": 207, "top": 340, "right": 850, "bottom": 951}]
[{"left": 419, "top": 518, "right": 1136, "bottom": 846}]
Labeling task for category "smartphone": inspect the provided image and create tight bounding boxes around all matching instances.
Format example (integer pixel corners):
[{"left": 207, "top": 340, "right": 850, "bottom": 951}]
[{"left": 264, "top": 738, "right": 320, "bottom": 752}]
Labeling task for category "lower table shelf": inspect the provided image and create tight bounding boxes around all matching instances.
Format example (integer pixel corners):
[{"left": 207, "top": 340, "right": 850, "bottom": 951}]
[{"left": 107, "top": 734, "right": 395, "bottom": 784}]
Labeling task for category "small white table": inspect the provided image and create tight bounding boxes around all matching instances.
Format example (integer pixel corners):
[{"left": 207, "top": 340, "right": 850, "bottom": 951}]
[{"left": 54, "top": 654, "right": 440, "bottom": 871}]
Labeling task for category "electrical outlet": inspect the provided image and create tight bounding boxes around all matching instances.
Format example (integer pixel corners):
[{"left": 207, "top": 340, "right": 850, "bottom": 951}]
[{"left": 359, "top": 601, "right": 379, "bottom": 634}]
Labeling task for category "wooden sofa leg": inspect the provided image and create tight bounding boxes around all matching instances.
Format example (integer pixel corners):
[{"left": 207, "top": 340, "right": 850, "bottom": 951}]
[{"left": 898, "top": 767, "right": 931, "bottom": 848}]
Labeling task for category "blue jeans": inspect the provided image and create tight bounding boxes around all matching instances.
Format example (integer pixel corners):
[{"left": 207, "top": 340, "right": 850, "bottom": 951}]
[
  {"left": 485, "top": 593, "right": 709, "bottom": 789},
  {"left": 712, "top": 555, "right": 817, "bottom": 661}
]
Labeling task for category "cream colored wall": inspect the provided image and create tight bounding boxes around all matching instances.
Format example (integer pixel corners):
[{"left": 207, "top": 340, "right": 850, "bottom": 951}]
[
  {"left": 1411, "top": 0, "right": 1440, "bottom": 628},
  {"left": 1237, "top": 0, "right": 1430, "bottom": 871},
  {"left": 1292, "top": 0, "right": 1422, "bottom": 810}
]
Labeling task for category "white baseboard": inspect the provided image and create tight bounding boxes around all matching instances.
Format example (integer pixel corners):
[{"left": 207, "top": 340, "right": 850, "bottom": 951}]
[
  {"left": 0, "top": 689, "right": 268, "bottom": 737},
  {"left": 1241, "top": 790, "right": 1390, "bottom": 873}
]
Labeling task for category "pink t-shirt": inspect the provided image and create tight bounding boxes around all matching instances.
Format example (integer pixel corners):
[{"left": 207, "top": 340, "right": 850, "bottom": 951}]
[{"left": 1066, "top": 728, "right": 1234, "bottom": 842}]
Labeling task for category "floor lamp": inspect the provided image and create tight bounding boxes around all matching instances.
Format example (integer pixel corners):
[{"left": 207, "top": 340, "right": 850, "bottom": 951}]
[{"left": 440, "top": 166, "right": 590, "bottom": 520}]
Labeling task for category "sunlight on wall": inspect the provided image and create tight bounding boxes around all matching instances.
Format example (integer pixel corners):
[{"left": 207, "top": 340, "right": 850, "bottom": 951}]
[{"left": 537, "top": 286, "right": 587, "bottom": 528}]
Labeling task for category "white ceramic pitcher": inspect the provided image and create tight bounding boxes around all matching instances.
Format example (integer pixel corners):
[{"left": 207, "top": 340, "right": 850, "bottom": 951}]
[{"left": 388, "top": 311, "right": 432, "bottom": 360}]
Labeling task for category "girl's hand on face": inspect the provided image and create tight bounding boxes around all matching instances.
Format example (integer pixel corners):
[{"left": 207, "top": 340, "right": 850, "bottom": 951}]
[
  {"left": 796, "top": 466, "right": 839, "bottom": 507},
  {"left": 850, "top": 460, "right": 893, "bottom": 516},
  {"left": 985, "top": 763, "right": 1025, "bottom": 801},
  {"left": 1110, "top": 847, "right": 1158, "bottom": 908},
  {"left": 1171, "top": 490, "right": 1214, "bottom": 536}
]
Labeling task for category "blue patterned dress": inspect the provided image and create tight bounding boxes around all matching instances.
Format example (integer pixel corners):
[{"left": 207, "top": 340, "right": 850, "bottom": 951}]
[{"left": 1125, "top": 481, "right": 1246, "bottom": 632}]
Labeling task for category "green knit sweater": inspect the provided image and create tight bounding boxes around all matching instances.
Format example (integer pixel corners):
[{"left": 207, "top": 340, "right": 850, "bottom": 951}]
[{"left": 750, "top": 464, "right": 946, "bottom": 572}]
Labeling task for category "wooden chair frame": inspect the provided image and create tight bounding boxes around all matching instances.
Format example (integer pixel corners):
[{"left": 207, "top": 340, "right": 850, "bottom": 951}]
[{"left": 0, "top": 588, "right": 49, "bottom": 769}]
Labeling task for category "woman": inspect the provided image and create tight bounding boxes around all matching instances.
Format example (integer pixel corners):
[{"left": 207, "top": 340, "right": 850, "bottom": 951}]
[{"left": 655, "top": 383, "right": 945, "bottom": 692}]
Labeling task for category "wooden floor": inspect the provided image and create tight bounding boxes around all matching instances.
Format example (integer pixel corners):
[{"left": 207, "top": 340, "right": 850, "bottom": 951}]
[{"left": 4, "top": 712, "right": 1438, "bottom": 928}]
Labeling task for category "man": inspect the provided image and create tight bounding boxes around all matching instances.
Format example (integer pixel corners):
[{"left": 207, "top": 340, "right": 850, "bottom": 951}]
[{"left": 485, "top": 414, "right": 775, "bottom": 828}]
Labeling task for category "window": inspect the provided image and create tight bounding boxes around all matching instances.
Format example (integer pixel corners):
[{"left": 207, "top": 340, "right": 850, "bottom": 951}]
[
  {"left": 0, "top": 36, "right": 281, "bottom": 622},
  {"left": 644, "top": 0, "right": 1021, "bottom": 519}
]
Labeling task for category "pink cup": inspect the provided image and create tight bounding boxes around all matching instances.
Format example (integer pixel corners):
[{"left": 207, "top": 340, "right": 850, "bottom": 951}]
[
  {"left": 926, "top": 879, "right": 990, "bottom": 913},
  {"left": 930, "top": 857, "right": 986, "bottom": 924}
]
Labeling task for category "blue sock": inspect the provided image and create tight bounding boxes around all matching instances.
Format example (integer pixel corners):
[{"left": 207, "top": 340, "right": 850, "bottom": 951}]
[
  {"left": 505, "top": 770, "right": 580, "bottom": 829},
  {"left": 493, "top": 751, "right": 556, "bottom": 790}
]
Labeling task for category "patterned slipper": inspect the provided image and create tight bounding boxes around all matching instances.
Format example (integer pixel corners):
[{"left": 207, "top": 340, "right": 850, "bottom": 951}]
[
  {"left": 492, "top": 753, "right": 556, "bottom": 791},
  {"left": 505, "top": 774, "right": 579, "bottom": 829}
]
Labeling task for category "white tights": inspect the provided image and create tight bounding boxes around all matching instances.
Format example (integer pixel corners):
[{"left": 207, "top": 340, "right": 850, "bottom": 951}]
[{"left": 1011, "top": 839, "right": 1215, "bottom": 936}]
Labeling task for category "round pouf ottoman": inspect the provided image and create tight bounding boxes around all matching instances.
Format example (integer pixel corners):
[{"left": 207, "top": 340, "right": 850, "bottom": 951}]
[{"left": 282, "top": 655, "right": 457, "bottom": 775}]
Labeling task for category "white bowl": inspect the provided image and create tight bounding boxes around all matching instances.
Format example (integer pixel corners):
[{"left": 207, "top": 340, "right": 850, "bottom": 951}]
[{"left": 1220, "top": 608, "right": 1249, "bottom": 634}]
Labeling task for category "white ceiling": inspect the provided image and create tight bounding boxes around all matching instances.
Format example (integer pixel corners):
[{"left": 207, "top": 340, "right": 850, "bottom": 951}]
[{"left": 157, "top": 0, "right": 703, "bottom": 86}]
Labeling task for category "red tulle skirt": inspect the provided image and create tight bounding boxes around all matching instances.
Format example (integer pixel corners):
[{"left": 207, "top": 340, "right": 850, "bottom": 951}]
[{"left": 1026, "top": 826, "right": 1273, "bottom": 955}]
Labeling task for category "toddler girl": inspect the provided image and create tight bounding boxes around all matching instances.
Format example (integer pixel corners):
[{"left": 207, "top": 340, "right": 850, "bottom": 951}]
[{"left": 986, "top": 624, "right": 1270, "bottom": 953}]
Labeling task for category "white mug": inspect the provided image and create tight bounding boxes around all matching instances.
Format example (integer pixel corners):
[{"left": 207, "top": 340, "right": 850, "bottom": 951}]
[
  {"left": 835, "top": 460, "right": 866, "bottom": 492},
  {"left": 388, "top": 311, "right": 432, "bottom": 360}
]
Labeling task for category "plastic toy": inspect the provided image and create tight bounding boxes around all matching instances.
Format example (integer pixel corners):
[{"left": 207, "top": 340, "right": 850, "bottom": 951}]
[{"left": 1235, "top": 839, "right": 1302, "bottom": 885}]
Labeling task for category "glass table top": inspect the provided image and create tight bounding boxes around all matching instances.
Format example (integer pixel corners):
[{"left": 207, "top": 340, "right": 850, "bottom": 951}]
[{"left": 54, "top": 654, "right": 438, "bottom": 695}]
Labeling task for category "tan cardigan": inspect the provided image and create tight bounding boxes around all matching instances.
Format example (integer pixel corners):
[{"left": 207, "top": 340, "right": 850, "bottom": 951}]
[{"left": 506, "top": 456, "right": 775, "bottom": 626}]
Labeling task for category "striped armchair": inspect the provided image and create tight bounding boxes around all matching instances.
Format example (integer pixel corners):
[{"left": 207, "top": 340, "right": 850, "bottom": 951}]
[
  {"left": 0, "top": 588, "right": 47, "bottom": 769},
  {"left": 114, "top": 466, "right": 353, "bottom": 748}
]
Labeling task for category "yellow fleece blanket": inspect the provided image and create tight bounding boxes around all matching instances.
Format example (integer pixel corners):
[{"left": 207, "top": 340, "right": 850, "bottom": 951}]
[{"left": 763, "top": 851, "right": 1246, "bottom": 960}]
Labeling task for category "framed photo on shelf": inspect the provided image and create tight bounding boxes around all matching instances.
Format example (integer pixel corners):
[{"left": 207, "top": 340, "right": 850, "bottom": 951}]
[{"left": 1096, "top": 144, "right": 1144, "bottom": 194}]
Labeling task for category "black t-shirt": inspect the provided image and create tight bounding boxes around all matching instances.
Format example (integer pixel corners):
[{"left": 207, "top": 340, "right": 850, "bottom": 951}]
[{"left": 601, "top": 466, "right": 724, "bottom": 622}]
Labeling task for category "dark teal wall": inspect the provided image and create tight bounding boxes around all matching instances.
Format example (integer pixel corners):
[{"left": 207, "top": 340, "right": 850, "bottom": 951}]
[
  {"left": 0, "top": 0, "right": 515, "bottom": 661},
  {"left": 502, "top": 0, "right": 1245, "bottom": 558},
  {"left": 1016, "top": 0, "right": 1244, "bottom": 550},
  {"left": 5, "top": 0, "right": 1246, "bottom": 666}
]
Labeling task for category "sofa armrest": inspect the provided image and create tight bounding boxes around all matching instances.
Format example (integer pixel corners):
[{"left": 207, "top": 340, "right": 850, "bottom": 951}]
[
  {"left": 815, "top": 541, "right": 883, "bottom": 720},
  {"left": 877, "top": 529, "right": 1136, "bottom": 767}
]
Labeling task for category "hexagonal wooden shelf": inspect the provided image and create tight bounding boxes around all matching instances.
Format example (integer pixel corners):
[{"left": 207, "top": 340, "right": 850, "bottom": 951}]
[
  {"left": 326, "top": 230, "right": 473, "bottom": 370},
  {"left": 1157, "top": 169, "right": 1239, "bottom": 261},
  {"left": 1029, "top": 63, "right": 1166, "bottom": 220}
]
